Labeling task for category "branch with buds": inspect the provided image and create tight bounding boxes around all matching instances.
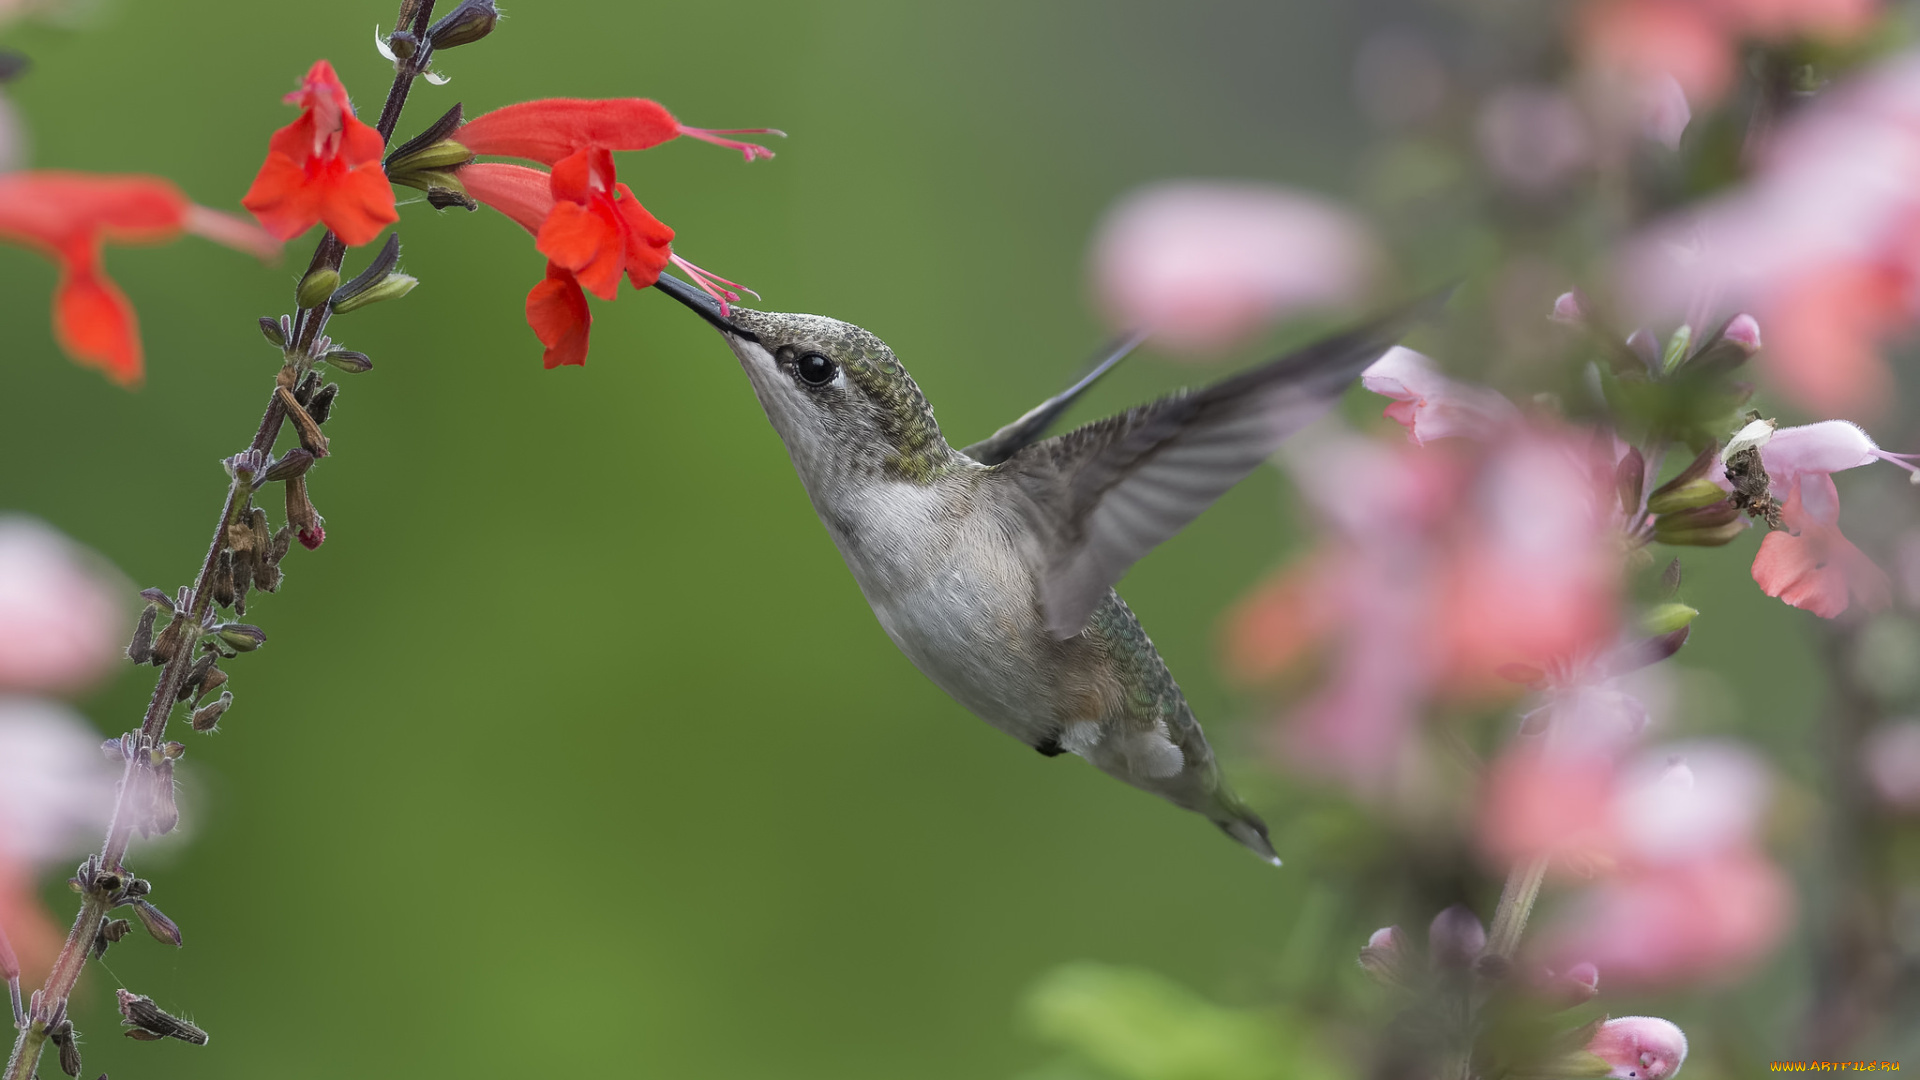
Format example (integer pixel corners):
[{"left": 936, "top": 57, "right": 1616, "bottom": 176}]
[{"left": 0, "top": 3, "right": 459, "bottom": 1075}]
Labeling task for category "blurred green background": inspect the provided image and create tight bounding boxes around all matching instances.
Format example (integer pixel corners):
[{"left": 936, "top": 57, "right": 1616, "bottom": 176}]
[{"left": 0, "top": 0, "right": 1846, "bottom": 1077}]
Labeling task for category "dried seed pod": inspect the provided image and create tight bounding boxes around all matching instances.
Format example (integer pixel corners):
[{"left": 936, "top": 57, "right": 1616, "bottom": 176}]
[
  {"left": 263, "top": 448, "right": 315, "bottom": 483},
  {"left": 267, "top": 524, "right": 295, "bottom": 565},
  {"left": 126, "top": 606, "right": 157, "bottom": 665},
  {"left": 285, "top": 477, "right": 323, "bottom": 550},
  {"left": 191, "top": 692, "right": 233, "bottom": 733},
  {"left": 177, "top": 653, "right": 217, "bottom": 702},
  {"left": 211, "top": 551, "right": 238, "bottom": 610},
  {"left": 147, "top": 759, "right": 179, "bottom": 837},
  {"left": 116, "top": 990, "right": 208, "bottom": 1045},
  {"left": 91, "top": 918, "right": 128, "bottom": 959},
  {"left": 275, "top": 386, "right": 330, "bottom": 457},
  {"left": 308, "top": 383, "right": 338, "bottom": 425},
  {"left": 120, "top": 878, "right": 150, "bottom": 900},
  {"left": 193, "top": 663, "right": 228, "bottom": 707},
  {"left": 160, "top": 742, "right": 186, "bottom": 760},
  {"left": 53, "top": 1021, "right": 81, "bottom": 1077},
  {"left": 130, "top": 900, "right": 182, "bottom": 947}
]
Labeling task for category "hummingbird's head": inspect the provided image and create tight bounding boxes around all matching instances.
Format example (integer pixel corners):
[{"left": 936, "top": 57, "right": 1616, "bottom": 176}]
[{"left": 655, "top": 274, "right": 953, "bottom": 486}]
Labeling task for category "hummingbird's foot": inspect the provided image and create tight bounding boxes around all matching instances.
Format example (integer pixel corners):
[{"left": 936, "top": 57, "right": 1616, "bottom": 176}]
[
  {"left": 669, "top": 254, "right": 758, "bottom": 316},
  {"left": 679, "top": 126, "right": 786, "bottom": 163}
]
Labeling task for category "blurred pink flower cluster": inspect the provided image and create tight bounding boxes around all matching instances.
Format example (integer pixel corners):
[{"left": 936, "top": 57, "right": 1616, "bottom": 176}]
[
  {"left": 1579, "top": 0, "right": 1877, "bottom": 107},
  {"left": 1622, "top": 48, "right": 1920, "bottom": 419},
  {"left": 1225, "top": 351, "right": 1627, "bottom": 792},
  {"left": 0, "top": 517, "right": 123, "bottom": 988},
  {"left": 1089, "top": 181, "right": 1379, "bottom": 355},
  {"left": 1483, "top": 741, "right": 1791, "bottom": 986}
]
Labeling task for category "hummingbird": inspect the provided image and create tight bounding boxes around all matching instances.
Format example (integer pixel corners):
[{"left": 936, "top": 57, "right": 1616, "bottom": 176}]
[{"left": 654, "top": 273, "right": 1425, "bottom": 863}]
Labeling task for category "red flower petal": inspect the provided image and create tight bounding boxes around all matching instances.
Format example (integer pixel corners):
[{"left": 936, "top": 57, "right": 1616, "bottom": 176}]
[
  {"left": 52, "top": 245, "right": 143, "bottom": 386},
  {"left": 460, "top": 163, "right": 556, "bottom": 234},
  {"left": 318, "top": 163, "right": 402, "bottom": 246},
  {"left": 458, "top": 98, "right": 682, "bottom": 165},
  {"left": 241, "top": 59, "right": 396, "bottom": 245},
  {"left": 536, "top": 201, "right": 620, "bottom": 298},
  {"left": 613, "top": 184, "right": 673, "bottom": 288},
  {"left": 527, "top": 263, "right": 591, "bottom": 368},
  {"left": 0, "top": 172, "right": 188, "bottom": 247}
]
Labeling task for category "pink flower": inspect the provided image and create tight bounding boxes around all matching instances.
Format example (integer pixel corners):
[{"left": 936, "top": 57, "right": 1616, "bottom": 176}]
[
  {"left": 1090, "top": 182, "right": 1379, "bottom": 355},
  {"left": 1861, "top": 720, "right": 1920, "bottom": 811},
  {"left": 1475, "top": 86, "right": 1593, "bottom": 195},
  {"left": 1618, "top": 51, "right": 1919, "bottom": 418},
  {"left": 1586, "top": 1016, "right": 1690, "bottom": 1080},
  {"left": 1521, "top": 742, "right": 1794, "bottom": 986},
  {"left": 1362, "top": 347, "right": 1521, "bottom": 445},
  {"left": 1228, "top": 421, "right": 1623, "bottom": 793},
  {"left": 1727, "top": 420, "right": 1912, "bottom": 618},
  {"left": 1578, "top": 0, "right": 1877, "bottom": 106},
  {"left": 0, "top": 516, "right": 128, "bottom": 695},
  {"left": 0, "top": 698, "right": 115, "bottom": 983}
]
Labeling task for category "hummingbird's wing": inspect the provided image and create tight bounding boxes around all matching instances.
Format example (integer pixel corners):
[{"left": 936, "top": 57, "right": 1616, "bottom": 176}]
[
  {"left": 1003, "top": 302, "right": 1434, "bottom": 638},
  {"left": 960, "top": 330, "right": 1148, "bottom": 467}
]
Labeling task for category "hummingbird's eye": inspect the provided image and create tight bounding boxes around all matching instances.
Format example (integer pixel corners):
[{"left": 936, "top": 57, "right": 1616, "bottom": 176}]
[{"left": 794, "top": 352, "right": 838, "bottom": 387}]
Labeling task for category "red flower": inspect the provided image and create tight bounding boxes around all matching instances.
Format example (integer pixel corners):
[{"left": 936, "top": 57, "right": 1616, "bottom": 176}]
[
  {"left": 454, "top": 98, "right": 774, "bottom": 368},
  {"left": 0, "top": 171, "right": 279, "bottom": 385},
  {"left": 242, "top": 60, "right": 398, "bottom": 246}
]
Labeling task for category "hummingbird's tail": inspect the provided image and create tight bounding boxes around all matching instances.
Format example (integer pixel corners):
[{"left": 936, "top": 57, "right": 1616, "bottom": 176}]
[{"left": 1210, "top": 799, "right": 1282, "bottom": 867}]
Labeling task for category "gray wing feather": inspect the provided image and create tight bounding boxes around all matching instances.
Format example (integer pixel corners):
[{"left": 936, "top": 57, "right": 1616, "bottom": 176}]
[
  {"left": 1005, "top": 302, "right": 1435, "bottom": 638},
  {"left": 961, "top": 330, "right": 1147, "bottom": 466}
]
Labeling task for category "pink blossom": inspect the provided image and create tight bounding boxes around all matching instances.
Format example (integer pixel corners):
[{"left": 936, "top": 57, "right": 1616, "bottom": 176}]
[
  {"left": 1586, "top": 1015, "right": 1690, "bottom": 1080},
  {"left": 1090, "top": 182, "right": 1379, "bottom": 355},
  {"left": 1724, "top": 421, "right": 1914, "bottom": 618},
  {"left": 1362, "top": 347, "right": 1521, "bottom": 445},
  {"left": 1640, "top": 72, "right": 1693, "bottom": 150},
  {"left": 0, "top": 516, "right": 128, "bottom": 695},
  {"left": 1618, "top": 50, "right": 1918, "bottom": 417},
  {"left": 1229, "top": 422, "right": 1623, "bottom": 793},
  {"left": 1578, "top": 0, "right": 1877, "bottom": 106},
  {"left": 1475, "top": 86, "right": 1593, "bottom": 195},
  {"left": 1861, "top": 720, "right": 1920, "bottom": 811},
  {"left": 0, "top": 698, "right": 115, "bottom": 982}
]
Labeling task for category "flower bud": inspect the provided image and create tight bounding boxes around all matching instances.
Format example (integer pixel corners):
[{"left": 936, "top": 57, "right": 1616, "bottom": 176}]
[
  {"left": 139, "top": 586, "right": 174, "bottom": 613},
  {"left": 1653, "top": 501, "right": 1746, "bottom": 546},
  {"left": 1640, "top": 603, "right": 1698, "bottom": 636},
  {"left": 1722, "top": 314, "right": 1761, "bottom": 354},
  {"left": 1534, "top": 961, "right": 1600, "bottom": 1011},
  {"left": 161, "top": 741, "right": 186, "bottom": 760},
  {"left": 1660, "top": 324, "right": 1693, "bottom": 374},
  {"left": 258, "top": 315, "right": 287, "bottom": 348},
  {"left": 1551, "top": 291, "right": 1585, "bottom": 325},
  {"left": 1358, "top": 925, "right": 1410, "bottom": 988},
  {"left": 328, "top": 233, "right": 405, "bottom": 315},
  {"left": 296, "top": 266, "right": 341, "bottom": 310},
  {"left": 427, "top": 0, "right": 497, "bottom": 49},
  {"left": 131, "top": 899, "right": 182, "bottom": 947},
  {"left": 191, "top": 691, "right": 232, "bottom": 732},
  {"left": 1586, "top": 1016, "right": 1687, "bottom": 1080},
  {"left": 215, "top": 623, "right": 266, "bottom": 652},
  {"left": 1428, "top": 904, "right": 1487, "bottom": 969},
  {"left": 331, "top": 271, "right": 418, "bottom": 314},
  {"left": 324, "top": 347, "right": 373, "bottom": 374},
  {"left": 116, "top": 990, "right": 209, "bottom": 1045},
  {"left": 1646, "top": 478, "right": 1728, "bottom": 514}
]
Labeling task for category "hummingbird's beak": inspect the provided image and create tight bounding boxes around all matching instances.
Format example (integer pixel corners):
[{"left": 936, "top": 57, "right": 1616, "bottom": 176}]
[{"left": 653, "top": 272, "right": 753, "bottom": 339}]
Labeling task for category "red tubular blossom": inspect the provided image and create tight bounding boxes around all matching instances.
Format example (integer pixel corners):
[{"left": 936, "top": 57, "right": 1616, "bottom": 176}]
[
  {"left": 0, "top": 171, "right": 279, "bottom": 385},
  {"left": 457, "top": 98, "right": 769, "bottom": 367},
  {"left": 242, "top": 60, "right": 398, "bottom": 246},
  {"left": 457, "top": 97, "right": 778, "bottom": 165}
]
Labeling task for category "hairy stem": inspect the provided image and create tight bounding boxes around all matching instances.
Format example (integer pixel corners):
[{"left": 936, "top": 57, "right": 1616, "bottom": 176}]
[
  {"left": 1485, "top": 856, "right": 1550, "bottom": 961},
  {"left": 2, "top": 6, "right": 435, "bottom": 1077}
]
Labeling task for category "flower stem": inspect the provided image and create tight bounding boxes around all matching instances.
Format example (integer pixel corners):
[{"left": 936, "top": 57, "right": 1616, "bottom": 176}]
[
  {"left": 1485, "top": 856, "right": 1550, "bottom": 961},
  {"left": 1, "top": 5, "right": 436, "bottom": 1077}
]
